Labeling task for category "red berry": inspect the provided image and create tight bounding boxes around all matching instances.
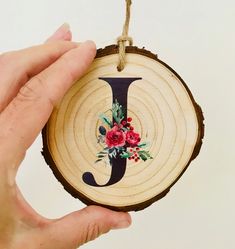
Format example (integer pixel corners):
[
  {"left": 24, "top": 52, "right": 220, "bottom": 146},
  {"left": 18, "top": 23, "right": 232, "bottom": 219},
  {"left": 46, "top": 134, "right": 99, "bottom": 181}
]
[
  {"left": 132, "top": 156, "right": 135, "bottom": 159},
  {"left": 126, "top": 123, "right": 130, "bottom": 127},
  {"left": 122, "top": 120, "right": 127, "bottom": 125},
  {"left": 127, "top": 117, "right": 132, "bottom": 122},
  {"left": 136, "top": 147, "right": 140, "bottom": 151},
  {"left": 128, "top": 157, "right": 131, "bottom": 160},
  {"left": 135, "top": 158, "right": 138, "bottom": 162},
  {"left": 130, "top": 126, "right": 134, "bottom": 130},
  {"left": 130, "top": 149, "right": 133, "bottom": 152}
]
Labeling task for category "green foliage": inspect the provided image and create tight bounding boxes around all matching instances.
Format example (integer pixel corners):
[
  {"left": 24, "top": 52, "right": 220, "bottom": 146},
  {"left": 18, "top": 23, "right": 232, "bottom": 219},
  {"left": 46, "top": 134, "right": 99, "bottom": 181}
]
[
  {"left": 112, "top": 99, "right": 124, "bottom": 124},
  {"left": 138, "top": 151, "right": 153, "bottom": 161},
  {"left": 138, "top": 142, "right": 149, "bottom": 148},
  {"left": 108, "top": 148, "right": 117, "bottom": 158},
  {"left": 99, "top": 114, "right": 112, "bottom": 128},
  {"left": 96, "top": 99, "right": 153, "bottom": 166},
  {"left": 95, "top": 149, "right": 109, "bottom": 163},
  {"left": 120, "top": 151, "right": 133, "bottom": 159}
]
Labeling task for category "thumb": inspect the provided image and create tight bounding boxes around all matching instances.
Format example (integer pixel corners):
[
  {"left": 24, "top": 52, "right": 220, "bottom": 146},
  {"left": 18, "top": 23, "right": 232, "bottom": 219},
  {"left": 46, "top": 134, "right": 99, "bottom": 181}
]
[{"left": 46, "top": 206, "right": 132, "bottom": 249}]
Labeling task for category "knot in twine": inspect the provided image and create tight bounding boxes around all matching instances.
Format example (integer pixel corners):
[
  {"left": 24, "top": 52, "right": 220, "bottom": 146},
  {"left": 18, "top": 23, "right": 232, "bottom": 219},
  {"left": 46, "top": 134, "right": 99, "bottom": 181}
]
[{"left": 117, "top": 0, "right": 133, "bottom": 71}]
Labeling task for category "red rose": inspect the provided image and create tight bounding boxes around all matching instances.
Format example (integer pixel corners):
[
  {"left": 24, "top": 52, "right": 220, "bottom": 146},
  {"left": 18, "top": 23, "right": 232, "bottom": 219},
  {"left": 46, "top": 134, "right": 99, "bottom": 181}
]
[
  {"left": 126, "top": 130, "right": 141, "bottom": 147},
  {"left": 105, "top": 126, "right": 126, "bottom": 148}
]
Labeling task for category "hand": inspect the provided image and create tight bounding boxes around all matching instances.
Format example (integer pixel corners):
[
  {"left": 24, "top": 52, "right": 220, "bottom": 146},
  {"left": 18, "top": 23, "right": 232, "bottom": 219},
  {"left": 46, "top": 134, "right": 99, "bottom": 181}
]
[{"left": 0, "top": 24, "right": 131, "bottom": 249}]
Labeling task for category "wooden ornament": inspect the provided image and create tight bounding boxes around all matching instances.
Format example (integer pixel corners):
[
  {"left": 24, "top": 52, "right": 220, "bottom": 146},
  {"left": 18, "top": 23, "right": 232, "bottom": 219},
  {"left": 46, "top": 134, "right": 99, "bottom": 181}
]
[{"left": 42, "top": 45, "right": 204, "bottom": 212}]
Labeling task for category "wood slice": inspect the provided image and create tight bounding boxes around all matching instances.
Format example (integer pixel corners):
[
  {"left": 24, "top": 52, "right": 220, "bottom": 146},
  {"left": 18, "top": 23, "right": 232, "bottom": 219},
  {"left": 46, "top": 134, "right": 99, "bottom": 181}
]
[{"left": 42, "top": 45, "right": 204, "bottom": 212}]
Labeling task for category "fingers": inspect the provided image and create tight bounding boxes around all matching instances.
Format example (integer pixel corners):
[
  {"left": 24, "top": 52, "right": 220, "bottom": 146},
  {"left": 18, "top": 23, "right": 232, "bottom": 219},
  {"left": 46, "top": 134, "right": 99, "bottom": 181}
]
[
  {"left": 0, "top": 40, "right": 96, "bottom": 157},
  {"left": 45, "top": 206, "right": 131, "bottom": 249},
  {"left": 46, "top": 23, "right": 72, "bottom": 42},
  {"left": 0, "top": 24, "right": 74, "bottom": 112},
  {"left": 0, "top": 41, "right": 78, "bottom": 112}
]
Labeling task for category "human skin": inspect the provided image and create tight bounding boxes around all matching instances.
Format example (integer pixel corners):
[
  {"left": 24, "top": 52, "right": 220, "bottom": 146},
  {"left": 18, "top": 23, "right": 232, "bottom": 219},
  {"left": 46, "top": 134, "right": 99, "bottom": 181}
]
[{"left": 0, "top": 24, "right": 131, "bottom": 249}]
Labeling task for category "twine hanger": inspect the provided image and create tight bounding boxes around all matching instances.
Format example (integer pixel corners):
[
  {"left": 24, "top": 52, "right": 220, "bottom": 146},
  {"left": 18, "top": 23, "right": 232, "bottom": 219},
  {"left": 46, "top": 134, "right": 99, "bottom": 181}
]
[{"left": 117, "top": 0, "right": 133, "bottom": 71}]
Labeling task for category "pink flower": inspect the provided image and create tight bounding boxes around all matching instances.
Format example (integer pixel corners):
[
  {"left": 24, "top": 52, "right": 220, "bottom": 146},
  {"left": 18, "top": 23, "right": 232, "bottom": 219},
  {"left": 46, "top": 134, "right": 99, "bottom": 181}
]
[
  {"left": 126, "top": 130, "right": 141, "bottom": 147},
  {"left": 105, "top": 126, "right": 126, "bottom": 148}
]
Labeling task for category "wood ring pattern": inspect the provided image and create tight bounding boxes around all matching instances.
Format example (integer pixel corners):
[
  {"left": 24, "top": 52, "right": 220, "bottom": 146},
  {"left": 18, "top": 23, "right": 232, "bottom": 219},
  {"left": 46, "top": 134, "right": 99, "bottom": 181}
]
[{"left": 42, "top": 45, "right": 204, "bottom": 212}]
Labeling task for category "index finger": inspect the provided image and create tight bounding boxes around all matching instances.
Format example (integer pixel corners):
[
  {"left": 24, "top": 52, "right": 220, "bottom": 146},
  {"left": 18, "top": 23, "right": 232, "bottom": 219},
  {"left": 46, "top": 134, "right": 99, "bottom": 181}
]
[
  {"left": 0, "top": 41, "right": 78, "bottom": 112},
  {"left": 0, "top": 41, "right": 96, "bottom": 159}
]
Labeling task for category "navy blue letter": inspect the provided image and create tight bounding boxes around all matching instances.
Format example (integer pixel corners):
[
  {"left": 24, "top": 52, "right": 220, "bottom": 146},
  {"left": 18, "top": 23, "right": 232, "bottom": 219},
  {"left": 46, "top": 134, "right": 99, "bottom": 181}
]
[{"left": 82, "top": 77, "right": 142, "bottom": 187}]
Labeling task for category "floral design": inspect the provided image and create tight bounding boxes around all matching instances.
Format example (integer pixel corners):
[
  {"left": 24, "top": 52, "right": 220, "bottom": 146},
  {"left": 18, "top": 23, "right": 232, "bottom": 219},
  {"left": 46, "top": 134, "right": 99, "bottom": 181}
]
[
  {"left": 105, "top": 126, "right": 126, "bottom": 148},
  {"left": 96, "top": 100, "right": 153, "bottom": 165},
  {"left": 126, "top": 130, "right": 141, "bottom": 147}
]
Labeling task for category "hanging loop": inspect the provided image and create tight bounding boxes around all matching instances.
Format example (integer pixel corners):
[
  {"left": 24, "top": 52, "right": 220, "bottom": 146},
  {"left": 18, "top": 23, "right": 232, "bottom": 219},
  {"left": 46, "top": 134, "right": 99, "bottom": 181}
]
[
  {"left": 117, "top": 0, "right": 133, "bottom": 71},
  {"left": 117, "top": 36, "right": 133, "bottom": 46}
]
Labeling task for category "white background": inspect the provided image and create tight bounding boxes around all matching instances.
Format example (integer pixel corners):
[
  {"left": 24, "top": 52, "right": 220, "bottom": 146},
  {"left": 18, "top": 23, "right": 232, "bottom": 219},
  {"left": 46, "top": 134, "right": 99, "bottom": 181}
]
[{"left": 1, "top": 0, "right": 235, "bottom": 248}]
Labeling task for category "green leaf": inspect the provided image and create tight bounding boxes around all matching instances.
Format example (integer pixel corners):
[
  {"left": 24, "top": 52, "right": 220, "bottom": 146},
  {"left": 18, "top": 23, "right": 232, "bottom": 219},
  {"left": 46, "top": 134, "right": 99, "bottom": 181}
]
[
  {"left": 99, "top": 114, "right": 112, "bottom": 128},
  {"left": 145, "top": 151, "right": 153, "bottom": 158},
  {"left": 112, "top": 99, "right": 125, "bottom": 124},
  {"left": 98, "top": 151, "right": 107, "bottom": 155},
  {"left": 120, "top": 154, "right": 129, "bottom": 159},
  {"left": 108, "top": 148, "right": 115, "bottom": 153},
  {"left": 138, "top": 142, "right": 149, "bottom": 148},
  {"left": 138, "top": 150, "right": 153, "bottom": 161},
  {"left": 109, "top": 148, "right": 117, "bottom": 158},
  {"left": 120, "top": 152, "right": 132, "bottom": 159},
  {"left": 139, "top": 153, "right": 148, "bottom": 161},
  {"left": 116, "top": 146, "right": 125, "bottom": 152}
]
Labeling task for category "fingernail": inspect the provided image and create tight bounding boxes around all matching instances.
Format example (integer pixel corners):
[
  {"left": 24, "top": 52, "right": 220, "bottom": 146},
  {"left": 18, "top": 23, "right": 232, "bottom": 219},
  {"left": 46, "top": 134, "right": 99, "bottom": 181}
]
[
  {"left": 56, "top": 23, "right": 70, "bottom": 34},
  {"left": 51, "top": 23, "right": 71, "bottom": 39},
  {"left": 81, "top": 40, "right": 97, "bottom": 51}
]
